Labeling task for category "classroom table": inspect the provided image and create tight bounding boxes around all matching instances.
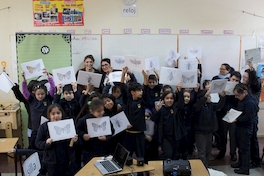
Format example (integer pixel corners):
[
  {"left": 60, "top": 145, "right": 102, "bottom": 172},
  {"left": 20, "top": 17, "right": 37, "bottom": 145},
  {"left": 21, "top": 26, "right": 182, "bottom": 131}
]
[
  {"left": 75, "top": 157, "right": 155, "bottom": 176},
  {"left": 75, "top": 157, "right": 210, "bottom": 176}
]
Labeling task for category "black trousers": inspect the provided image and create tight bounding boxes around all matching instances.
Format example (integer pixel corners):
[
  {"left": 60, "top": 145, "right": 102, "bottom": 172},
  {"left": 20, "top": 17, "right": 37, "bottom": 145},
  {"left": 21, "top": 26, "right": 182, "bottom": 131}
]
[
  {"left": 123, "top": 131, "right": 145, "bottom": 158},
  {"left": 250, "top": 116, "right": 261, "bottom": 165},
  {"left": 219, "top": 121, "right": 237, "bottom": 156},
  {"left": 159, "top": 135, "right": 180, "bottom": 160},
  {"left": 236, "top": 127, "right": 251, "bottom": 170},
  {"left": 195, "top": 133, "right": 212, "bottom": 168}
]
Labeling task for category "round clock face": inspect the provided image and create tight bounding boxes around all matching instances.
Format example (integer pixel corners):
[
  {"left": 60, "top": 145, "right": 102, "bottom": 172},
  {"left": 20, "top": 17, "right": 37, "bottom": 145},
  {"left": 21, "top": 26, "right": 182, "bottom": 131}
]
[{"left": 122, "top": 0, "right": 136, "bottom": 5}]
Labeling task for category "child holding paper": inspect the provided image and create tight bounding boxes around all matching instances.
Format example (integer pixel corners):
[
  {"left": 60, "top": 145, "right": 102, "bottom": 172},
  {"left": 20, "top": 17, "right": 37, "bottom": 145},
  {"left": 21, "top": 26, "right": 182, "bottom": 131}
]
[
  {"left": 76, "top": 99, "right": 112, "bottom": 164},
  {"left": 22, "top": 69, "right": 55, "bottom": 150},
  {"left": 35, "top": 103, "right": 78, "bottom": 176}
]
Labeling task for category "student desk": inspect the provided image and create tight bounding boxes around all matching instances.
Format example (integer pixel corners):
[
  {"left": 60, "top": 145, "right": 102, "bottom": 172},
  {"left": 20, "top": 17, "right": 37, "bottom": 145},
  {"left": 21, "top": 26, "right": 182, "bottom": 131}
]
[
  {"left": 75, "top": 157, "right": 155, "bottom": 176},
  {"left": 147, "top": 160, "right": 210, "bottom": 176},
  {"left": 75, "top": 157, "right": 209, "bottom": 176}
]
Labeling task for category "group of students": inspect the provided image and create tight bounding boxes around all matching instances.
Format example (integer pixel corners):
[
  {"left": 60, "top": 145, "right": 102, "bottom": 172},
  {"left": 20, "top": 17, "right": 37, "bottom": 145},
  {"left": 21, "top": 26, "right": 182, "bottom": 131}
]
[{"left": 9, "top": 54, "right": 262, "bottom": 175}]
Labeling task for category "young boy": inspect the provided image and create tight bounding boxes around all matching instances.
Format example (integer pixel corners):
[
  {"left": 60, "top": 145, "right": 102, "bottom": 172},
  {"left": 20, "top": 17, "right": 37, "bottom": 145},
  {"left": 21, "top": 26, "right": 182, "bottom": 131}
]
[
  {"left": 54, "top": 83, "right": 81, "bottom": 121},
  {"left": 121, "top": 67, "right": 147, "bottom": 163}
]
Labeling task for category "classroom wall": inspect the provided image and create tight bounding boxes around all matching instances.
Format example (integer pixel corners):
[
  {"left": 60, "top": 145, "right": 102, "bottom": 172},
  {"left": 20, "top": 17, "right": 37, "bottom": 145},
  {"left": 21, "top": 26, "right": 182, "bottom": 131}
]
[{"left": 1, "top": 0, "right": 264, "bottom": 135}]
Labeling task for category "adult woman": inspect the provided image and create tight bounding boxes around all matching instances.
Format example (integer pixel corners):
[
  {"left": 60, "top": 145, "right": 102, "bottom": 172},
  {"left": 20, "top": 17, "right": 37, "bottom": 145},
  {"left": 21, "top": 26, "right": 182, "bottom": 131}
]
[
  {"left": 76, "top": 55, "right": 101, "bottom": 93},
  {"left": 231, "top": 83, "right": 257, "bottom": 175}
]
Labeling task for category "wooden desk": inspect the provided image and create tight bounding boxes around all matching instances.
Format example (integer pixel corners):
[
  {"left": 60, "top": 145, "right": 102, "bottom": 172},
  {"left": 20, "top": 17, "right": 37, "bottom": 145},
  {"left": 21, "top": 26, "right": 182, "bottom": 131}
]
[
  {"left": 75, "top": 157, "right": 155, "bottom": 176},
  {"left": 0, "top": 137, "right": 18, "bottom": 153},
  {"left": 147, "top": 159, "right": 209, "bottom": 176}
]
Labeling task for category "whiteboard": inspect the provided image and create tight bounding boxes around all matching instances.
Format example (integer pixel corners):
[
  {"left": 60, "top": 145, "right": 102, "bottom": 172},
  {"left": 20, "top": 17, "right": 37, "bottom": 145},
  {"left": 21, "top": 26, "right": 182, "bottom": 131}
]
[
  {"left": 71, "top": 35, "right": 101, "bottom": 73},
  {"left": 179, "top": 35, "right": 240, "bottom": 80},
  {"left": 102, "top": 35, "right": 177, "bottom": 84}
]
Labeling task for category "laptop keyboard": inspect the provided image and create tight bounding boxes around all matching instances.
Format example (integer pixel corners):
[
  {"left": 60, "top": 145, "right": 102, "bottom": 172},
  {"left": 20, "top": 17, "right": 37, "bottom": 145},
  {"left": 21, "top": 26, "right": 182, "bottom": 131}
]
[{"left": 100, "top": 160, "right": 118, "bottom": 172}]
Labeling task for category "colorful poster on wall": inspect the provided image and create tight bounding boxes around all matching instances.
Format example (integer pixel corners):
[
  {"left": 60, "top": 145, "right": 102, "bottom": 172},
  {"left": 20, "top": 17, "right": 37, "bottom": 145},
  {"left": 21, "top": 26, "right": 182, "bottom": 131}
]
[{"left": 33, "top": 0, "right": 84, "bottom": 26}]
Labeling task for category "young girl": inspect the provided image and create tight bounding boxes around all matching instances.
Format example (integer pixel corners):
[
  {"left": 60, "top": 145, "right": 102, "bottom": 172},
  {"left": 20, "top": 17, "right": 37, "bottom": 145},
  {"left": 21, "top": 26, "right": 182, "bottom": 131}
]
[
  {"left": 35, "top": 104, "right": 78, "bottom": 176},
  {"left": 155, "top": 90, "right": 185, "bottom": 160},
  {"left": 22, "top": 69, "right": 55, "bottom": 149},
  {"left": 76, "top": 99, "right": 111, "bottom": 164},
  {"left": 102, "top": 94, "right": 122, "bottom": 117}
]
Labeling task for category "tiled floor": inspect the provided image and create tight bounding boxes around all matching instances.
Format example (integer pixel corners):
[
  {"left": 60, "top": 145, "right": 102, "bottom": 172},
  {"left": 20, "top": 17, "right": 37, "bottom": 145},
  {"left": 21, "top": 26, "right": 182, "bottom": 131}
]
[{"left": 1, "top": 138, "right": 264, "bottom": 176}]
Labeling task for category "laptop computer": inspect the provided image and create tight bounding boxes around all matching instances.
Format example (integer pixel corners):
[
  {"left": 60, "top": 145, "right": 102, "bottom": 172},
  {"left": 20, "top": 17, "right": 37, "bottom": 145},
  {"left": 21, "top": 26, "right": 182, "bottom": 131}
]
[{"left": 94, "top": 143, "right": 130, "bottom": 175}]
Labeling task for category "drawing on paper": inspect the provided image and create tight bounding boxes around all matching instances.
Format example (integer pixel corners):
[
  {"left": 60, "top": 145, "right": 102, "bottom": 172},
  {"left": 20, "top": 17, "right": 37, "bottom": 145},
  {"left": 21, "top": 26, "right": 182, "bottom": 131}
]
[
  {"left": 182, "top": 75, "right": 195, "bottom": 83},
  {"left": 185, "top": 61, "right": 193, "bottom": 70},
  {"left": 54, "top": 124, "right": 70, "bottom": 135},
  {"left": 112, "top": 117, "right": 123, "bottom": 128},
  {"left": 212, "top": 83, "right": 225, "bottom": 90},
  {"left": 167, "top": 70, "right": 176, "bottom": 82},
  {"left": 129, "top": 59, "right": 141, "bottom": 67},
  {"left": 189, "top": 49, "right": 198, "bottom": 54},
  {"left": 246, "top": 57, "right": 253, "bottom": 64},
  {"left": 87, "top": 76, "right": 94, "bottom": 84},
  {"left": 115, "top": 58, "right": 125, "bottom": 66},
  {"left": 26, "top": 63, "right": 41, "bottom": 74},
  {"left": 92, "top": 121, "right": 107, "bottom": 132},
  {"left": 57, "top": 71, "right": 71, "bottom": 81}
]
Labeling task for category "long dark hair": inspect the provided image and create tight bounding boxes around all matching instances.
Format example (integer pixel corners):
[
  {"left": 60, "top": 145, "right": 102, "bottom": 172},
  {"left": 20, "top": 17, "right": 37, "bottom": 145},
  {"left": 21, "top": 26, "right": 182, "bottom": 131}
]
[
  {"left": 102, "top": 94, "right": 119, "bottom": 116},
  {"left": 47, "top": 103, "right": 65, "bottom": 119}
]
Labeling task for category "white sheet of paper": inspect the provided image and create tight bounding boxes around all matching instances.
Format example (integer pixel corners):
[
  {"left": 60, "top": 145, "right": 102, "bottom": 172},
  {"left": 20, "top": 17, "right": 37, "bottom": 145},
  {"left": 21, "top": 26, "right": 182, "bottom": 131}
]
[
  {"left": 110, "top": 111, "right": 131, "bottom": 136},
  {"left": 164, "top": 49, "right": 180, "bottom": 67},
  {"left": 222, "top": 108, "right": 242, "bottom": 123},
  {"left": 178, "top": 58, "right": 198, "bottom": 72},
  {"left": 76, "top": 70, "right": 102, "bottom": 88},
  {"left": 186, "top": 46, "right": 202, "bottom": 59},
  {"left": 108, "top": 71, "right": 122, "bottom": 82},
  {"left": 40, "top": 116, "right": 49, "bottom": 125},
  {"left": 245, "top": 48, "right": 261, "bottom": 64},
  {"left": 23, "top": 152, "right": 41, "bottom": 176},
  {"left": 210, "top": 93, "right": 220, "bottom": 103},
  {"left": 209, "top": 79, "right": 228, "bottom": 94},
  {"left": 110, "top": 56, "right": 126, "bottom": 70},
  {"left": 47, "top": 119, "right": 76, "bottom": 142},
  {"left": 159, "top": 67, "right": 182, "bottom": 86},
  {"left": 86, "top": 116, "right": 112, "bottom": 138},
  {"left": 144, "top": 119, "right": 154, "bottom": 136},
  {"left": 21, "top": 59, "right": 45, "bottom": 79},
  {"left": 145, "top": 56, "right": 160, "bottom": 71},
  {"left": 181, "top": 71, "right": 197, "bottom": 88},
  {"left": 0, "top": 72, "right": 15, "bottom": 93},
  {"left": 208, "top": 168, "right": 228, "bottom": 176},
  {"left": 52, "top": 66, "right": 76, "bottom": 86},
  {"left": 225, "top": 81, "right": 238, "bottom": 95},
  {"left": 125, "top": 55, "right": 145, "bottom": 72}
]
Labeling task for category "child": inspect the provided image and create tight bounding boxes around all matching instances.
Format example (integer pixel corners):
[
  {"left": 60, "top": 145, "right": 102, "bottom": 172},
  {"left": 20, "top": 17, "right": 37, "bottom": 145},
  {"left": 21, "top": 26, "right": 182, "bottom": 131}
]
[
  {"left": 155, "top": 90, "right": 185, "bottom": 160},
  {"left": 102, "top": 94, "right": 122, "bottom": 117},
  {"left": 121, "top": 67, "right": 147, "bottom": 162},
  {"left": 22, "top": 69, "right": 55, "bottom": 150},
  {"left": 35, "top": 103, "right": 78, "bottom": 176},
  {"left": 193, "top": 90, "right": 226, "bottom": 167},
  {"left": 54, "top": 83, "right": 81, "bottom": 121},
  {"left": 76, "top": 99, "right": 111, "bottom": 164},
  {"left": 144, "top": 69, "right": 163, "bottom": 113}
]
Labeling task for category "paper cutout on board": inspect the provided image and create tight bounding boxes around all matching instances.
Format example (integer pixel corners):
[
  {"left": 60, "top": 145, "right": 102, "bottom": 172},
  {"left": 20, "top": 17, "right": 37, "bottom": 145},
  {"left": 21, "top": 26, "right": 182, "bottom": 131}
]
[
  {"left": 23, "top": 152, "right": 41, "bottom": 176},
  {"left": 164, "top": 49, "right": 180, "bottom": 67},
  {"left": 125, "top": 55, "right": 145, "bottom": 72},
  {"left": 86, "top": 116, "right": 112, "bottom": 138},
  {"left": 186, "top": 46, "right": 202, "bottom": 59},
  {"left": 21, "top": 59, "right": 45, "bottom": 79},
  {"left": 52, "top": 66, "right": 76, "bottom": 86},
  {"left": 178, "top": 58, "right": 198, "bottom": 72},
  {"left": 108, "top": 71, "right": 122, "bottom": 82},
  {"left": 145, "top": 56, "right": 160, "bottom": 71},
  {"left": 111, "top": 56, "right": 126, "bottom": 70},
  {"left": 76, "top": 70, "right": 102, "bottom": 88},
  {"left": 110, "top": 111, "right": 131, "bottom": 136},
  {"left": 224, "top": 81, "right": 238, "bottom": 95},
  {"left": 181, "top": 71, "right": 197, "bottom": 88},
  {"left": 0, "top": 72, "right": 15, "bottom": 93},
  {"left": 159, "top": 67, "right": 182, "bottom": 86},
  {"left": 48, "top": 119, "right": 76, "bottom": 142},
  {"left": 209, "top": 79, "right": 228, "bottom": 94},
  {"left": 222, "top": 108, "right": 242, "bottom": 123},
  {"left": 144, "top": 119, "right": 154, "bottom": 136},
  {"left": 245, "top": 48, "right": 261, "bottom": 64}
]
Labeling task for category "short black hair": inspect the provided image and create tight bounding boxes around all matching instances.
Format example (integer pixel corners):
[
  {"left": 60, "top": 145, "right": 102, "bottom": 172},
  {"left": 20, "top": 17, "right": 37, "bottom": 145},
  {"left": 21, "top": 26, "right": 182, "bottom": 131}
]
[
  {"left": 162, "top": 85, "right": 173, "bottom": 93},
  {"left": 89, "top": 99, "right": 104, "bottom": 111},
  {"left": 62, "top": 84, "right": 73, "bottom": 93},
  {"left": 148, "top": 74, "right": 157, "bottom": 82},
  {"left": 128, "top": 82, "right": 143, "bottom": 93},
  {"left": 222, "top": 63, "right": 231, "bottom": 72},
  {"left": 233, "top": 83, "right": 248, "bottom": 94},
  {"left": 112, "top": 85, "right": 121, "bottom": 93},
  {"left": 202, "top": 80, "right": 211, "bottom": 89},
  {"left": 230, "top": 71, "right": 241, "bottom": 81}
]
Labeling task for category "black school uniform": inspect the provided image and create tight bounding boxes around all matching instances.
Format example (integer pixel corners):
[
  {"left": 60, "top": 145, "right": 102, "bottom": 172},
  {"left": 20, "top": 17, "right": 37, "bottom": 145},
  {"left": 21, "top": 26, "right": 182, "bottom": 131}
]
[{"left": 144, "top": 84, "right": 163, "bottom": 112}]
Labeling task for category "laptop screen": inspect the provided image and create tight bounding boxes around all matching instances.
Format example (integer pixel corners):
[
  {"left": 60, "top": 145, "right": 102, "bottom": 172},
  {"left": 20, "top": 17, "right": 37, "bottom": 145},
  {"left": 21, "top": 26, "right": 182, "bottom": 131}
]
[{"left": 113, "top": 143, "right": 130, "bottom": 168}]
